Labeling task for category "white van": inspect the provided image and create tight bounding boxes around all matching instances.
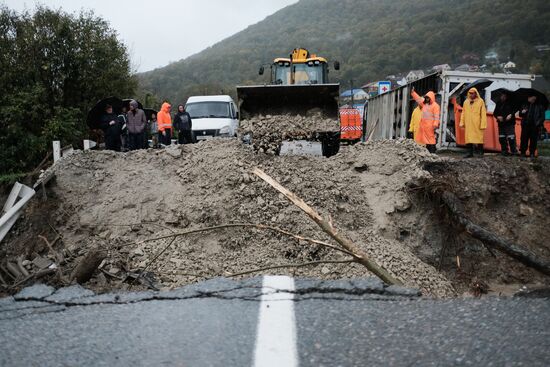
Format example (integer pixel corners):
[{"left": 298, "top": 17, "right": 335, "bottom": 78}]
[{"left": 184, "top": 95, "right": 239, "bottom": 141}]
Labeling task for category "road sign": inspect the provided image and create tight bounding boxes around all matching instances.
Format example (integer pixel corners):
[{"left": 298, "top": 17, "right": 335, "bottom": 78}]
[{"left": 378, "top": 81, "right": 391, "bottom": 95}]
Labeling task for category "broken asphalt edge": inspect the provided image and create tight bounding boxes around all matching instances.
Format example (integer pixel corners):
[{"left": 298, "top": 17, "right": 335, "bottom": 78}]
[{"left": 0, "top": 277, "right": 422, "bottom": 320}]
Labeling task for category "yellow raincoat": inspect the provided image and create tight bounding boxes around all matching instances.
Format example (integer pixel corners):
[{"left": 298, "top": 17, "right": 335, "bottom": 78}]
[
  {"left": 408, "top": 106, "right": 423, "bottom": 144},
  {"left": 460, "top": 88, "right": 487, "bottom": 144}
]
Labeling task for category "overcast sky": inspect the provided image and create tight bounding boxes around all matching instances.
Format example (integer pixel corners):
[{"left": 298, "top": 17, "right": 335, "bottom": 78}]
[{"left": 1, "top": 0, "right": 298, "bottom": 72}]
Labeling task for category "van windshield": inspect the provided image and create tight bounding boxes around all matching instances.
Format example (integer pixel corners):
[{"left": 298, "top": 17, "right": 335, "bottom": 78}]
[{"left": 185, "top": 102, "right": 231, "bottom": 119}]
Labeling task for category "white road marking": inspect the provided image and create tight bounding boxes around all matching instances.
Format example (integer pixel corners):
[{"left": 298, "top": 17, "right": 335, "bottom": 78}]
[{"left": 253, "top": 275, "right": 298, "bottom": 367}]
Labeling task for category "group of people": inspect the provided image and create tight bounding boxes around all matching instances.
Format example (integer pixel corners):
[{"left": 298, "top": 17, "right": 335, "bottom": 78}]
[
  {"left": 409, "top": 87, "right": 547, "bottom": 158},
  {"left": 100, "top": 101, "right": 193, "bottom": 151}
]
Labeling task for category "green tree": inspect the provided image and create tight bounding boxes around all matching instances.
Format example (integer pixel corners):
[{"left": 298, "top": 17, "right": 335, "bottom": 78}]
[{"left": 0, "top": 6, "right": 137, "bottom": 174}]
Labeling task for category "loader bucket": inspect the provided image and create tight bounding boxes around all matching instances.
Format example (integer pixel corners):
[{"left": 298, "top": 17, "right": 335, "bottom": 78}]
[
  {"left": 237, "top": 83, "right": 341, "bottom": 157},
  {"left": 237, "top": 83, "right": 340, "bottom": 119}
]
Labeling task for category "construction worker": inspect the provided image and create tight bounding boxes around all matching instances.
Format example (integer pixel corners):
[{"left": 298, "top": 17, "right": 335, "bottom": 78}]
[
  {"left": 408, "top": 102, "right": 423, "bottom": 144},
  {"left": 157, "top": 102, "right": 172, "bottom": 145},
  {"left": 460, "top": 88, "right": 487, "bottom": 158},
  {"left": 494, "top": 91, "right": 518, "bottom": 156},
  {"left": 411, "top": 87, "right": 440, "bottom": 153}
]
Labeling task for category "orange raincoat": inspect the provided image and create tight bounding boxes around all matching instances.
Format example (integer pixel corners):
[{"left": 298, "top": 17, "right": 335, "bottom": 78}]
[
  {"left": 157, "top": 102, "right": 172, "bottom": 132},
  {"left": 411, "top": 90, "right": 440, "bottom": 145},
  {"left": 459, "top": 88, "right": 487, "bottom": 144}
]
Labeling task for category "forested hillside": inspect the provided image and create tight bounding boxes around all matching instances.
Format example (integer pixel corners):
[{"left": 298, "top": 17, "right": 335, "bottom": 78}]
[{"left": 138, "top": 0, "right": 550, "bottom": 105}]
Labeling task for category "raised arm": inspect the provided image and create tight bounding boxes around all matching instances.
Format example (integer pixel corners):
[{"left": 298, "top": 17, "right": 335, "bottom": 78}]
[{"left": 411, "top": 89, "right": 424, "bottom": 108}]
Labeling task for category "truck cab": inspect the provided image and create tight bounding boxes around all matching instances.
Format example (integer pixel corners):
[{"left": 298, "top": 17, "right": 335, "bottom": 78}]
[{"left": 184, "top": 95, "right": 239, "bottom": 141}]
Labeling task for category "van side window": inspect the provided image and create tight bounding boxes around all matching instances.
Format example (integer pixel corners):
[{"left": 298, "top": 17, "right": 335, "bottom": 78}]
[{"left": 230, "top": 103, "right": 236, "bottom": 119}]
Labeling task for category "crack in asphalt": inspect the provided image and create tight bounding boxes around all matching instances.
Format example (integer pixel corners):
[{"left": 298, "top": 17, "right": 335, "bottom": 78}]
[{"left": 0, "top": 284, "right": 419, "bottom": 320}]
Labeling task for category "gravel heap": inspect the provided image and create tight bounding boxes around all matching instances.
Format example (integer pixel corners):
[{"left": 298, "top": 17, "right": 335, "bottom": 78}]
[
  {"left": 32, "top": 138, "right": 456, "bottom": 297},
  {"left": 239, "top": 113, "right": 340, "bottom": 154}
]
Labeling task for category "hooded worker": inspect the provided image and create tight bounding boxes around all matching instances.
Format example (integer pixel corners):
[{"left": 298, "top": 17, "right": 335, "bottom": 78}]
[
  {"left": 408, "top": 102, "right": 423, "bottom": 145},
  {"left": 411, "top": 88, "right": 440, "bottom": 153},
  {"left": 460, "top": 88, "right": 487, "bottom": 157},
  {"left": 157, "top": 102, "right": 172, "bottom": 145}
]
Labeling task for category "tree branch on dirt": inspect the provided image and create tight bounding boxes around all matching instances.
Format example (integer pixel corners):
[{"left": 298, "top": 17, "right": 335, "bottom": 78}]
[
  {"left": 252, "top": 167, "right": 403, "bottom": 286},
  {"left": 227, "top": 259, "right": 355, "bottom": 278},
  {"left": 124, "top": 223, "right": 356, "bottom": 257},
  {"left": 127, "top": 223, "right": 358, "bottom": 287},
  {"left": 11, "top": 268, "right": 56, "bottom": 288}
]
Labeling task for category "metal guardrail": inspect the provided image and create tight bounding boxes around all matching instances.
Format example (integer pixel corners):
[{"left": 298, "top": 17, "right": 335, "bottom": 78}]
[{"left": 0, "top": 182, "right": 35, "bottom": 243}]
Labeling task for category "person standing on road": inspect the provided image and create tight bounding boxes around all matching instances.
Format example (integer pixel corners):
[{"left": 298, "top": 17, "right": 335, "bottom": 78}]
[
  {"left": 519, "top": 94, "right": 545, "bottom": 159},
  {"left": 157, "top": 102, "right": 172, "bottom": 146},
  {"left": 100, "top": 104, "right": 122, "bottom": 152},
  {"left": 460, "top": 88, "right": 487, "bottom": 158},
  {"left": 494, "top": 91, "right": 518, "bottom": 156},
  {"left": 119, "top": 106, "right": 129, "bottom": 151},
  {"left": 408, "top": 102, "right": 423, "bottom": 145},
  {"left": 149, "top": 113, "right": 159, "bottom": 148},
  {"left": 411, "top": 87, "right": 440, "bottom": 153},
  {"left": 127, "top": 100, "right": 147, "bottom": 150},
  {"left": 174, "top": 105, "right": 193, "bottom": 144}
]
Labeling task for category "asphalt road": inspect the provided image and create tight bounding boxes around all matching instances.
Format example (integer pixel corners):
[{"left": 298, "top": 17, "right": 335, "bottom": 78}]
[{"left": 0, "top": 277, "right": 548, "bottom": 366}]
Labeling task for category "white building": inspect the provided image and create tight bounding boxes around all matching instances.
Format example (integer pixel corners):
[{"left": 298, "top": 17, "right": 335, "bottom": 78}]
[{"left": 406, "top": 70, "right": 425, "bottom": 82}]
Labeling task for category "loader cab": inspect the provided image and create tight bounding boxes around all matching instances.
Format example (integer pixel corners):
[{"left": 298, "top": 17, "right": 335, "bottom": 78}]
[
  {"left": 258, "top": 48, "right": 339, "bottom": 86},
  {"left": 270, "top": 58, "right": 329, "bottom": 85}
]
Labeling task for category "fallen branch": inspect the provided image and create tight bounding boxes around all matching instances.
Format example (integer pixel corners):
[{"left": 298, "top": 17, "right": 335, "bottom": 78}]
[
  {"left": 137, "top": 236, "right": 177, "bottom": 282},
  {"left": 127, "top": 223, "right": 358, "bottom": 286},
  {"left": 227, "top": 259, "right": 355, "bottom": 278},
  {"left": 38, "top": 234, "right": 63, "bottom": 264},
  {"left": 11, "top": 268, "right": 56, "bottom": 288},
  {"left": 438, "top": 190, "right": 550, "bottom": 276},
  {"left": 414, "top": 174, "right": 550, "bottom": 277},
  {"left": 252, "top": 168, "right": 402, "bottom": 285},
  {"left": 26, "top": 151, "right": 52, "bottom": 181},
  {"left": 123, "top": 223, "right": 356, "bottom": 257}
]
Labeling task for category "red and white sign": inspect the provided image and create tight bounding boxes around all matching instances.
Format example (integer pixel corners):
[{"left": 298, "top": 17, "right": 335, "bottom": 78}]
[{"left": 378, "top": 81, "right": 391, "bottom": 95}]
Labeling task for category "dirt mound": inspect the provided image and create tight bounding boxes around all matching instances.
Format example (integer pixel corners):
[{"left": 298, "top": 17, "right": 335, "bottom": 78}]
[
  {"left": 239, "top": 113, "right": 339, "bottom": 154},
  {"left": 412, "top": 156, "right": 550, "bottom": 295},
  {"left": 2, "top": 138, "right": 549, "bottom": 298}
]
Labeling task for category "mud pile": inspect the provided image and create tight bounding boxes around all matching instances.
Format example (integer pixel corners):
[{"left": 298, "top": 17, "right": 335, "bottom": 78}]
[
  {"left": 3, "top": 138, "right": 549, "bottom": 298},
  {"left": 239, "top": 113, "right": 339, "bottom": 154},
  {"left": 1, "top": 139, "right": 455, "bottom": 297}
]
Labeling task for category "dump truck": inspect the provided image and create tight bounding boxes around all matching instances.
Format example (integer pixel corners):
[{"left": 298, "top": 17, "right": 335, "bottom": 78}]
[{"left": 236, "top": 48, "right": 341, "bottom": 157}]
